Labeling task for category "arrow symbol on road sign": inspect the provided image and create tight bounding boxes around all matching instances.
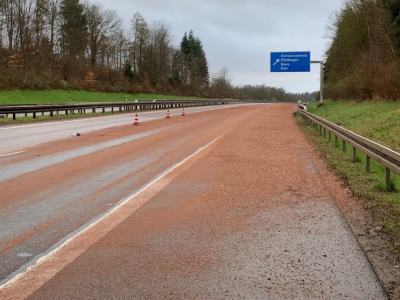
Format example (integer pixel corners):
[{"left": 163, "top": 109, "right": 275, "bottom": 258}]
[{"left": 273, "top": 59, "right": 280, "bottom": 66}]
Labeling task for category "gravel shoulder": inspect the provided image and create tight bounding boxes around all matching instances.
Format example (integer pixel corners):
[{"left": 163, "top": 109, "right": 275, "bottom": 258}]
[{"left": 297, "top": 113, "right": 400, "bottom": 299}]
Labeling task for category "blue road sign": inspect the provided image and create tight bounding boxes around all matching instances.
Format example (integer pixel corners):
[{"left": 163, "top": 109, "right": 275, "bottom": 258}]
[{"left": 270, "top": 52, "right": 311, "bottom": 72}]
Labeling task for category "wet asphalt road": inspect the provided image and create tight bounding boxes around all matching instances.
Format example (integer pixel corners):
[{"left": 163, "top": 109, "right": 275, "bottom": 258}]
[
  {"left": 0, "top": 105, "right": 261, "bottom": 290},
  {"left": 0, "top": 105, "right": 239, "bottom": 156},
  {"left": 0, "top": 104, "right": 388, "bottom": 299}
]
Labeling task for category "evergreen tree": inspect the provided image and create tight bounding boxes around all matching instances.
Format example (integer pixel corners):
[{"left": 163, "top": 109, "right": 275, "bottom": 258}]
[
  {"left": 180, "top": 30, "right": 209, "bottom": 88},
  {"left": 123, "top": 60, "right": 135, "bottom": 81},
  {"left": 60, "top": 0, "right": 87, "bottom": 58},
  {"left": 383, "top": 0, "right": 400, "bottom": 50}
]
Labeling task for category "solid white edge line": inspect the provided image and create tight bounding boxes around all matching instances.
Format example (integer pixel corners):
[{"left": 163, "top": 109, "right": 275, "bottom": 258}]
[
  {"left": 0, "top": 130, "right": 229, "bottom": 298},
  {"left": 0, "top": 112, "right": 141, "bottom": 131},
  {"left": 0, "top": 150, "right": 27, "bottom": 158}
]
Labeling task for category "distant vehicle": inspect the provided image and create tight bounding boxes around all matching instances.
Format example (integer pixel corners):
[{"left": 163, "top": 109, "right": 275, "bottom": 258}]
[{"left": 297, "top": 100, "right": 307, "bottom": 111}]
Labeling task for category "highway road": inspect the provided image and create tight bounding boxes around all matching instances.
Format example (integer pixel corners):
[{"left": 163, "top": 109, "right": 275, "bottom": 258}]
[
  {"left": 0, "top": 104, "right": 388, "bottom": 299},
  {"left": 0, "top": 105, "right": 243, "bottom": 156}
]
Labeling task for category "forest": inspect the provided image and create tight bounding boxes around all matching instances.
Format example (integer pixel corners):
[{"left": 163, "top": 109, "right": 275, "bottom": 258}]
[
  {"left": 325, "top": 0, "right": 400, "bottom": 100},
  {"left": 0, "top": 0, "right": 312, "bottom": 101}
]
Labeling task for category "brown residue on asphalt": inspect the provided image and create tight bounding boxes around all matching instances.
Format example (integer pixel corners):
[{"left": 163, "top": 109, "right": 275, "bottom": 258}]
[
  {"left": 20, "top": 104, "right": 388, "bottom": 299},
  {"left": 0, "top": 104, "right": 392, "bottom": 299},
  {"left": 0, "top": 220, "right": 57, "bottom": 256},
  {"left": 0, "top": 106, "right": 263, "bottom": 211}
]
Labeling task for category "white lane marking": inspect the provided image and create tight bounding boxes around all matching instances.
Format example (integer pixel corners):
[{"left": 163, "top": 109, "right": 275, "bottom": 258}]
[
  {"left": 0, "top": 104, "right": 245, "bottom": 131},
  {"left": 0, "top": 130, "right": 228, "bottom": 299},
  {"left": 0, "top": 112, "right": 142, "bottom": 131},
  {"left": 0, "top": 125, "right": 177, "bottom": 183},
  {"left": 0, "top": 150, "right": 27, "bottom": 158}
]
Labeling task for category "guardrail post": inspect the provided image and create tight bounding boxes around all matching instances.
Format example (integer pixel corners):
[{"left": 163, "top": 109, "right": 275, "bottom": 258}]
[
  {"left": 343, "top": 141, "right": 346, "bottom": 153},
  {"left": 50, "top": 111, "right": 53, "bottom": 117},
  {"left": 33, "top": 112, "right": 36, "bottom": 119},
  {"left": 319, "top": 125, "right": 322, "bottom": 135},
  {"left": 352, "top": 147, "right": 357, "bottom": 162},
  {"left": 335, "top": 136, "right": 338, "bottom": 148},
  {"left": 366, "top": 155, "right": 371, "bottom": 173},
  {"left": 13, "top": 113, "right": 16, "bottom": 120},
  {"left": 323, "top": 128, "right": 326, "bottom": 138},
  {"left": 386, "top": 168, "right": 391, "bottom": 191}
]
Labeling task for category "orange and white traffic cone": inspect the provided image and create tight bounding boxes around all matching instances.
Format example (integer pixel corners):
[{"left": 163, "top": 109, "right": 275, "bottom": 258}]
[
  {"left": 182, "top": 108, "right": 186, "bottom": 116},
  {"left": 133, "top": 113, "right": 139, "bottom": 125},
  {"left": 166, "top": 110, "right": 171, "bottom": 119}
]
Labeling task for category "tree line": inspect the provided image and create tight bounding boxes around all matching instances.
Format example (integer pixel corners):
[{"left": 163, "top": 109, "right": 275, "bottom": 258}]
[
  {"left": 0, "top": 0, "right": 310, "bottom": 101},
  {"left": 324, "top": 0, "right": 400, "bottom": 100},
  {"left": 0, "top": 0, "right": 210, "bottom": 94}
]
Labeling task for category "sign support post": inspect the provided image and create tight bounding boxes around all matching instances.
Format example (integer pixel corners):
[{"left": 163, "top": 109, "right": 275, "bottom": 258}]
[{"left": 311, "top": 60, "right": 324, "bottom": 104}]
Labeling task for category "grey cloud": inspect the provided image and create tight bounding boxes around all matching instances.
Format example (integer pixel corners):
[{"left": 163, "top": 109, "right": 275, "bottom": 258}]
[{"left": 99, "top": 0, "right": 342, "bottom": 93}]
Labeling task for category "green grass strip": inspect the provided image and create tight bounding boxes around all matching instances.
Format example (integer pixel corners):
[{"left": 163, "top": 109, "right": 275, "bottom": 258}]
[{"left": 0, "top": 90, "right": 201, "bottom": 105}]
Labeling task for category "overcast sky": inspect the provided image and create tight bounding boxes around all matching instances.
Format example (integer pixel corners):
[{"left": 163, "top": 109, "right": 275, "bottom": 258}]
[{"left": 98, "top": 0, "right": 344, "bottom": 93}]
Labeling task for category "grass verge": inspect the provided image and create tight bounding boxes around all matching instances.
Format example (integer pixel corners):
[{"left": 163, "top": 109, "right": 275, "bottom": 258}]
[
  {"left": 0, "top": 90, "right": 204, "bottom": 124},
  {"left": 295, "top": 100, "right": 400, "bottom": 254},
  {"left": 0, "top": 90, "right": 200, "bottom": 105}
]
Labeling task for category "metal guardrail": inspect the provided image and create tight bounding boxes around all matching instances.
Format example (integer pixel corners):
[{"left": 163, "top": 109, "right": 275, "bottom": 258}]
[
  {"left": 0, "top": 100, "right": 237, "bottom": 120},
  {"left": 298, "top": 108, "right": 400, "bottom": 191},
  {"left": 0, "top": 99, "right": 292, "bottom": 120}
]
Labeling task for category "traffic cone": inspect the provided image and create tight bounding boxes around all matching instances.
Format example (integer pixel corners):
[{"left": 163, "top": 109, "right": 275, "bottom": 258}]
[
  {"left": 182, "top": 108, "right": 186, "bottom": 116},
  {"left": 166, "top": 110, "right": 171, "bottom": 119},
  {"left": 133, "top": 113, "right": 139, "bottom": 125}
]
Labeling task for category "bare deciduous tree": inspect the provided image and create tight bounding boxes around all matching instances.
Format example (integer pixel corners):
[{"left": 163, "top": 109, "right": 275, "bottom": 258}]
[{"left": 85, "top": 2, "right": 120, "bottom": 66}]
